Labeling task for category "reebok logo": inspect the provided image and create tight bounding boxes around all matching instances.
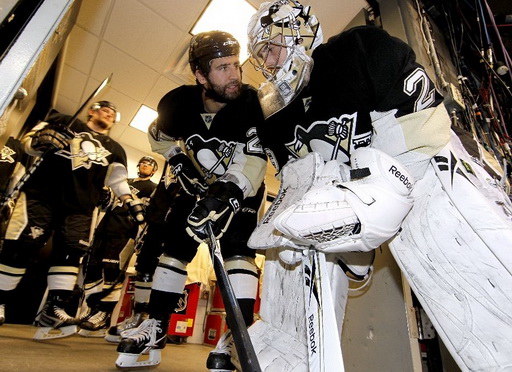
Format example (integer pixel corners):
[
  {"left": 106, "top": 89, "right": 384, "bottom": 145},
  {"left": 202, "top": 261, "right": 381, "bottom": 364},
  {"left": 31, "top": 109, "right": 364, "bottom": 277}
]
[
  {"left": 262, "top": 187, "right": 287, "bottom": 224},
  {"left": 389, "top": 165, "right": 413, "bottom": 191}
]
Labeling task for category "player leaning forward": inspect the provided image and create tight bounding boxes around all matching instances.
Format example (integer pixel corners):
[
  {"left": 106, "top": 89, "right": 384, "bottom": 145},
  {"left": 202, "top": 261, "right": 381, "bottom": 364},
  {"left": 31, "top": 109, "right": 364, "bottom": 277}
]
[
  {"left": 241, "top": 0, "right": 458, "bottom": 370},
  {"left": 0, "top": 101, "right": 143, "bottom": 337},
  {"left": 115, "top": 31, "right": 267, "bottom": 370},
  {"left": 246, "top": 1, "right": 512, "bottom": 371}
]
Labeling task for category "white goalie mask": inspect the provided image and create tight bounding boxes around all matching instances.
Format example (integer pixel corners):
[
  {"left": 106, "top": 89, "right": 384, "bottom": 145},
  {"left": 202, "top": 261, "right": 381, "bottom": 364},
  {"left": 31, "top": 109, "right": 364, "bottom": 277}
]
[{"left": 248, "top": 0, "right": 323, "bottom": 118}]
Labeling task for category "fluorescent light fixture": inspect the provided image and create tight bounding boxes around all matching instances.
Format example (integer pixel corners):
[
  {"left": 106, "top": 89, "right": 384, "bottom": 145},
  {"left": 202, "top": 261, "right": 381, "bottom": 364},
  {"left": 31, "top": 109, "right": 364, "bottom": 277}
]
[
  {"left": 129, "top": 105, "right": 158, "bottom": 133},
  {"left": 191, "top": 0, "right": 256, "bottom": 63}
]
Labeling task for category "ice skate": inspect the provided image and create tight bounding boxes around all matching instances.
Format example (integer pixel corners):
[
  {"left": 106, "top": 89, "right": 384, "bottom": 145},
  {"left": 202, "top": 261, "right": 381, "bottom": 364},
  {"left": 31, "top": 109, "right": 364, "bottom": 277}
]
[
  {"left": 115, "top": 318, "right": 168, "bottom": 369},
  {"left": 0, "top": 304, "right": 5, "bottom": 326},
  {"left": 33, "top": 296, "right": 79, "bottom": 340},
  {"left": 105, "top": 308, "right": 148, "bottom": 344},
  {"left": 78, "top": 308, "right": 112, "bottom": 337},
  {"left": 206, "top": 330, "right": 236, "bottom": 372}
]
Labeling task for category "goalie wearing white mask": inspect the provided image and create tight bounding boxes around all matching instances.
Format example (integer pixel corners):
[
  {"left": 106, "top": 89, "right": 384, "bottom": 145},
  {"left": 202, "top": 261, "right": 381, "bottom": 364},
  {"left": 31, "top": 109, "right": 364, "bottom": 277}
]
[{"left": 244, "top": 0, "right": 452, "bottom": 370}]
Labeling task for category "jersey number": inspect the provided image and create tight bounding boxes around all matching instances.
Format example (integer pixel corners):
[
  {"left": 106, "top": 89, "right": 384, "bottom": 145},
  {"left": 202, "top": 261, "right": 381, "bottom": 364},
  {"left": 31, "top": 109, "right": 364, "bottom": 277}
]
[
  {"left": 246, "top": 127, "right": 264, "bottom": 154},
  {"left": 403, "top": 68, "right": 436, "bottom": 112}
]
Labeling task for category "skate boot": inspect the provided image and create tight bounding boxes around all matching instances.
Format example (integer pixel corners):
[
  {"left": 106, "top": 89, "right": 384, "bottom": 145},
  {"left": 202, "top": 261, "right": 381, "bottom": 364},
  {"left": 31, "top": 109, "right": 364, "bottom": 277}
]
[
  {"left": 78, "top": 308, "right": 112, "bottom": 337},
  {"left": 33, "top": 294, "right": 79, "bottom": 340},
  {"left": 206, "top": 330, "right": 236, "bottom": 372},
  {"left": 105, "top": 303, "right": 149, "bottom": 343},
  {"left": 115, "top": 317, "right": 168, "bottom": 368},
  {"left": 0, "top": 304, "right": 5, "bottom": 326}
]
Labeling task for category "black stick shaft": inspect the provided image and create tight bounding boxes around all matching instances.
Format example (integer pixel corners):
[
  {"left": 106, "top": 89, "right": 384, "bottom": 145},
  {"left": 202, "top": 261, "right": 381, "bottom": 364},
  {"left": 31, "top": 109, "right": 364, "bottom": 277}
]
[{"left": 207, "top": 224, "right": 261, "bottom": 372}]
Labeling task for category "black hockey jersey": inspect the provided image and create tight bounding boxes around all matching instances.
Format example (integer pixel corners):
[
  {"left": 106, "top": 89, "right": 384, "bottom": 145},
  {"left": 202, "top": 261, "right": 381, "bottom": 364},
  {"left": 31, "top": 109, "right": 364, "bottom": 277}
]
[
  {"left": 151, "top": 84, "right": 267, "bottom": 197},
  {"left": 23, "top": 115, "right": 128, "bottom": 213},
  {"left": 99, "top": 177, "right": 157, "bottom": 238},
  {"left": 258, "top": 26, "right": 445, "bottom": 174}
]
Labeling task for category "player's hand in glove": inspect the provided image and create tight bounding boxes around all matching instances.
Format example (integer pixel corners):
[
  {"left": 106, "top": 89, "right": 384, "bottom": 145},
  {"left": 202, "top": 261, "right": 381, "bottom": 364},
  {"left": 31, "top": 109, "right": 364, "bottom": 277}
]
[
  {"left": 98, "top": 187, "right": 114, "bottom": 210},
  {"left": 125, "top": 197, "right": 145, "bottom": 225},
  {"left": 169, "top": 152, "right": 208, "bottom": 196},
  {"left": 186, "top": 181, "right": 243, "bottom": 243},
  {"left": 31, "top": 123, "right": 74, "bottom": 152}
]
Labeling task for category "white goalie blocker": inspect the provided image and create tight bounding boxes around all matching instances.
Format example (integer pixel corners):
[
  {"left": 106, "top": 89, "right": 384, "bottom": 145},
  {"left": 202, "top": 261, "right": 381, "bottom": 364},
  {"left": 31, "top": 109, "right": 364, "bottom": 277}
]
[{"left": 389, "top": 130, "right": 512, "bottom": 371}]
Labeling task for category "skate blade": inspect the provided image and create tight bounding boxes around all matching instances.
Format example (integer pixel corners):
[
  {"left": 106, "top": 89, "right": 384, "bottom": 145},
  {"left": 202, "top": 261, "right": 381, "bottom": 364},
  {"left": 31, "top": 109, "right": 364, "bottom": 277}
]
[
  {"left": 104, "top": 334, "right": 122, "bottom": 343},
  {"left": 78, "top": 328, "right": 107, "bottom": 338},
  {"left": 116, "top": 349, "right": 162, "bottom": 369},
  {"left": 33, "top": 325, "right": 77, "bottom": 340}
]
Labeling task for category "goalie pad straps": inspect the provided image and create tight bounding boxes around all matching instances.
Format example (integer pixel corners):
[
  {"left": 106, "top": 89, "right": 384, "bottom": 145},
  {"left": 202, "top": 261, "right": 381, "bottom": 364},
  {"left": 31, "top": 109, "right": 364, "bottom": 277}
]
[{"left": 275, "top": 148, "right": 415, "bottom": 253}]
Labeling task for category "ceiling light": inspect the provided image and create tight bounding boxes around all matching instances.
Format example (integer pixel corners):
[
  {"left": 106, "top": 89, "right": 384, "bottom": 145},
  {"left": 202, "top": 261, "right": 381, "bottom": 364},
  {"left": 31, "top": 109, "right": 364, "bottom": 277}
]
[
  {"left": 191, "top": 0, "right": 256, "bottom": 63},
  {"left": 129, "top": 105, "right": 158, "bottom": 133}
]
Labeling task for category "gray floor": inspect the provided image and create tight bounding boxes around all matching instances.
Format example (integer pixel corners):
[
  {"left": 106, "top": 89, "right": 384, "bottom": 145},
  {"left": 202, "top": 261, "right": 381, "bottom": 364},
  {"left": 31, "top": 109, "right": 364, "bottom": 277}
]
[{"left": 0, "top": 323, "right": 214, "bottom": 371}]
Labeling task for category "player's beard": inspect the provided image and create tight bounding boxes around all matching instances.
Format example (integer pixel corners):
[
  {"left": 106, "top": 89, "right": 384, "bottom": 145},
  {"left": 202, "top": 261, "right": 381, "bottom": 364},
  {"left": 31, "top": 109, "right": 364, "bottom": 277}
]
[
  {"left": 138, "top": 169, "right": 152, "bottom": 178},
  {"left": 205, "top": 79, "right": 242, "bottom": 103},
  {"left": 94, "top": 118, "right": 111, "bottom": 130}
]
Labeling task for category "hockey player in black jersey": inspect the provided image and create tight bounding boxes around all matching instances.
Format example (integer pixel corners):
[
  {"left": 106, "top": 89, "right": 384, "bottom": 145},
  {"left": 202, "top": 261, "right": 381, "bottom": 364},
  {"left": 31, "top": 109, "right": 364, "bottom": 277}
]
[
  {"left": 0, "top": 101, "right": 145, "bottom": 339},
  {"left": 115, "top": 31, "right": 267, "bottom": 370},
  {"left": 244, "top": 1, "right": 452, "bottom": 370},
  {"left": 78, "top": 156, "right": 157, "bottom": 337},
  {"left": 105, "top": 163, "right": 181, "bottom": 344}
]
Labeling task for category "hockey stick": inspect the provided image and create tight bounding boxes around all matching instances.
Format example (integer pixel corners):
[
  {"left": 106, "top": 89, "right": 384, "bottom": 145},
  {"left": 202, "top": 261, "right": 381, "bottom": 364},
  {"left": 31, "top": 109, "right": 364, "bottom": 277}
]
[
  {"left": 206, "top": 223, "right": 262, "bottom": 372},
  {"left": 302, "top": 248, "right": 345, "bottom": 371},
  {"left": 0, "top": 74, "right": 113, "bottom": 215}
]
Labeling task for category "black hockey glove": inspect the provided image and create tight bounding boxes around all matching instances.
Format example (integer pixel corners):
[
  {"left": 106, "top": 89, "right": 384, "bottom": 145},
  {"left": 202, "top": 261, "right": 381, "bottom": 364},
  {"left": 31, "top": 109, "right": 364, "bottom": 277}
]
[
  {"left": 31, "top": 123, "right": 74, "bottom": 152},
  {"left": 125, "top": 197, "right": 145, "bottom": 225},
  {"left": 169, "top": 153, "right": 208, "bottom": 197},
  {"left": 97, "top": 187, "right": 114, "bottom": 210},
  {"left": 186, "top": 181, "right": 243, "bottom": 243}
]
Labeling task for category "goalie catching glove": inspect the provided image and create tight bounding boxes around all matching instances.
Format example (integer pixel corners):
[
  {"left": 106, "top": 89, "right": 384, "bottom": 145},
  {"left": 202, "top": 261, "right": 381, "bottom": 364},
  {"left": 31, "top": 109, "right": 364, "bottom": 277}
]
[
  {"left": 186, "top": 181, "right": 243, "bottom": 243},
  {"left": 31, "top": 123, "right": 75, "bottom": 152},
  {"left": 169, "top": 152, "right": 208, "bottom": 196},
  {"left": 274, "top": 147, "right": 415, "bottom": 253}
]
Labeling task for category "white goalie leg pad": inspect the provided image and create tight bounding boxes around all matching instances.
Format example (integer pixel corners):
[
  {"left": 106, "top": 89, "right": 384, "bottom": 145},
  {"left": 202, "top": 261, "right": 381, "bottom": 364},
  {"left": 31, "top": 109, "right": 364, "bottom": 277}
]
[
  {"left": 248, "top": 152, "right": 324, "bottom": 250},
  {"left": 242, "top": 247, "right": 348, "bottom": 370},
  {"left": 275, "top": 147, "right": 415, "bottom": 253}
]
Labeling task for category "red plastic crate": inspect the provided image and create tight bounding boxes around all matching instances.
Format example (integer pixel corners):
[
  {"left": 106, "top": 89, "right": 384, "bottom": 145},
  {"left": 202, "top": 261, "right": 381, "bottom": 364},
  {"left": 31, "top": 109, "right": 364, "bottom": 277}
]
[
  {"left": 168, "top": 282, "right": 201, "bottom": 337},
  {"left": 203, "top": 311, "right": 228, "bottom": 346}
]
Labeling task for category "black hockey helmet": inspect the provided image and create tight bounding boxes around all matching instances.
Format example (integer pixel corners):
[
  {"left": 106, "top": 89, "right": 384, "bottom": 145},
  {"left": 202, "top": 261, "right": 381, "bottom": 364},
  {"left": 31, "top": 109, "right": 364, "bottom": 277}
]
[
  {"left": 189, "top": 31, "right": 240, "bottom": 74},
  {"left": 90, "top": 100, "right": 120, "bottom": 122},
  {"left": 137, "top": 156, "right": 158, "bottom": 177}
]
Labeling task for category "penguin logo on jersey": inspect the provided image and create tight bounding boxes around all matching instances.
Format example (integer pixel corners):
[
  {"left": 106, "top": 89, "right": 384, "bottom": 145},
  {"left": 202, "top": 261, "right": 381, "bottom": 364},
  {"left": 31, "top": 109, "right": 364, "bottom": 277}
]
[
  {"left": 56, "top": 132, "right": 111, "bottom": 170},
  {"left": 186, "top": 134, "right": 236, "bottom": 180},
  {"left": 0, "top": 145, "right": 16, "bottom": 163},
  {"left": 285, "top": 112, "right": 359, "bottom": 164}
]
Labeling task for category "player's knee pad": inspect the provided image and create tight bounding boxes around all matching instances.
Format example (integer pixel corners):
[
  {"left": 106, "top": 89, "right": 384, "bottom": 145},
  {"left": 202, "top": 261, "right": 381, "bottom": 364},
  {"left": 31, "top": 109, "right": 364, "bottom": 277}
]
[
  {"left": 275, "top": 147, "right": 414, "bottom": 253},
  {"left": 152, "top": 254, "right": 189, "bottom": 293},
  {"left": 224, "top": 255, "right": 259, "bottom": 300}
]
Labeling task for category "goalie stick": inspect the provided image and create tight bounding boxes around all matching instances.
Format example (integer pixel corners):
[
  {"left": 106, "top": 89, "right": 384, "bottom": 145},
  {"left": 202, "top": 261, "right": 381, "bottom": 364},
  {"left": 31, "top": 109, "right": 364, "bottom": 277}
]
[
  {"left": 0, "top": 74, "right": 113, "bottom": 217},
  {"left": 206, "top": 223, "right": 262, "bottom": 372},
  {"left": 303, "top": 248, "right": 345, "bottom": 371}
]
